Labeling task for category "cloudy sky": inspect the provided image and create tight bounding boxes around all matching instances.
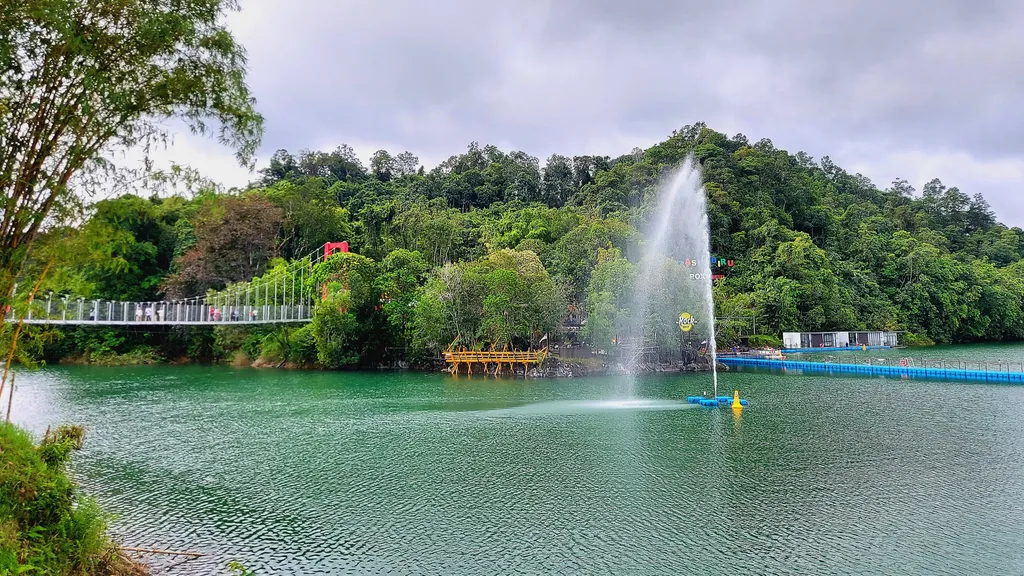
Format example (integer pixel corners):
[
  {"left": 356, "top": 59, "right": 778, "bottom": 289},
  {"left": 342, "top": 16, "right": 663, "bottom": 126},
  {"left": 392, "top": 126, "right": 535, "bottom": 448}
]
[{"left": 158, "top": 0, "right": 1024, "bottom": 226}]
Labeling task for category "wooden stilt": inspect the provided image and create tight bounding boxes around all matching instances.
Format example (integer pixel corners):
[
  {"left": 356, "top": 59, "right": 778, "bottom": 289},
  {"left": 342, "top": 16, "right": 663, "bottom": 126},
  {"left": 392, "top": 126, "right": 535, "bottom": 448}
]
[{"left": 443, "top": 347, "right": 543, "bottom": 378}]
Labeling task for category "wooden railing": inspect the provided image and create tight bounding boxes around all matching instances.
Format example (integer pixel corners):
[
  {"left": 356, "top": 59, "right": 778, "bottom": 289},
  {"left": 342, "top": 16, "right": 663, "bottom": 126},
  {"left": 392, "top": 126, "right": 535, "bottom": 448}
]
[{"left": 443, "top": 348, "right": 547, "bottom": 376}]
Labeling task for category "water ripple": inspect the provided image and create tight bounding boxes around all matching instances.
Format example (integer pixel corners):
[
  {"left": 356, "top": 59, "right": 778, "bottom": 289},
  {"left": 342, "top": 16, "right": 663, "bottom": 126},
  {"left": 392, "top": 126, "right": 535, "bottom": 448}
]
[{"left": 12, "top": 365, "right": 1024, "bottom": 574}]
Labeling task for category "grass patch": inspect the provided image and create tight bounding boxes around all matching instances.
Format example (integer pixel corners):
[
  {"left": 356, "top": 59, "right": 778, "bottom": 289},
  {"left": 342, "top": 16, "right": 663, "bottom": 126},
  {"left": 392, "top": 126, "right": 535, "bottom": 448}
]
[
  {"left": 66, "top": 347, "right": 164, "bottom": 366},
  {"left": 0, "top": 423, "right": 147, "bottom": 575}
]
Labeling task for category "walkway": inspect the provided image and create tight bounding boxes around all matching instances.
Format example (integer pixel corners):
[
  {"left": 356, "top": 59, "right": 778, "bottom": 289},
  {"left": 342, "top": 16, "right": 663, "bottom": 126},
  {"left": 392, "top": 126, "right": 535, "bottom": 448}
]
[
  {"left": 10, "top": 302, "right": 311, "bottom": 326},
  {"left": 4, "top": 243, "right": 348, "bottom": 326},
  {"left": 719, "top": 357, "right": 1024, "bottom": 383}
]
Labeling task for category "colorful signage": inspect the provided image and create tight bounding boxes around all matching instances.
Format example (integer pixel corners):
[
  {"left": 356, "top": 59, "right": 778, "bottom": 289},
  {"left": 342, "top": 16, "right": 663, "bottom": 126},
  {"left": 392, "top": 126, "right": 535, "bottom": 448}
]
[
  {"left": 678, "top": 312, "right": 695, "bottom": 332},
  {"left": 681, "top": 257, "right": 735, "bottom": 268}
]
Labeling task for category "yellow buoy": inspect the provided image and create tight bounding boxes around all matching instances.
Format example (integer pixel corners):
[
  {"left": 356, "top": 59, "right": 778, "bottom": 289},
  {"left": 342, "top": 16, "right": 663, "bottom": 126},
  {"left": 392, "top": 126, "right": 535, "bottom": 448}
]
[{"left": 731, "top": 389, "right": 743, "bottom": 410}]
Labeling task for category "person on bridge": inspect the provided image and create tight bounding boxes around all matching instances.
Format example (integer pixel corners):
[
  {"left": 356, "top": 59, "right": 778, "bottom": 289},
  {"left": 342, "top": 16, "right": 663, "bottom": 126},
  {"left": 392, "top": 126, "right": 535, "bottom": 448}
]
[
  {"left": 135, "top": 306, "right": 142, "bottom": 322},
  {"left": 145, "top": 305, "right": 153, "bottom": 321},
  {"left": 250, "top": 309, "right": 257, "bottom": 321}
]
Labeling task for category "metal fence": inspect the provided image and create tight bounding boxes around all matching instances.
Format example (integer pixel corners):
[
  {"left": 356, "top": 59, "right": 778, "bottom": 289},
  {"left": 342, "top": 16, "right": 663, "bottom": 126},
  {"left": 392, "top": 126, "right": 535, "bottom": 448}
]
[
  {"left": 821, "top": 355, "right": 1024, "bottom": 375},
  {"left": 7, "top": 297, "right": 312, "bottom": 325},
  {"left": 3, "top": 245, "right": 345, "bottom": 326}
]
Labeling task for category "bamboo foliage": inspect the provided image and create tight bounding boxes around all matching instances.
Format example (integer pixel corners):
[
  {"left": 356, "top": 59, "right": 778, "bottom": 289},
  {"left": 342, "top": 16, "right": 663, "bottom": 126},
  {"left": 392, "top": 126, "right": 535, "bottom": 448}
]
[{"left": 0, "top": 0, "right": 264, "bottom": 320}]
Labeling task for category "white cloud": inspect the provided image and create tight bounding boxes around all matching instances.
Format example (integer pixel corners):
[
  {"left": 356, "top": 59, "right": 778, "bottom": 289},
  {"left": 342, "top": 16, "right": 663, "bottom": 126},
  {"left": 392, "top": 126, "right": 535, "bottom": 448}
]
[
  {"left": 843, "top": 148, "right": 1024, "bottom": 227},
  {"left": 136, "top": 133, "right": 257, "bottom": 191},
  {"left": 129, "top": 0, "right": 1024, "bottom": 228}
]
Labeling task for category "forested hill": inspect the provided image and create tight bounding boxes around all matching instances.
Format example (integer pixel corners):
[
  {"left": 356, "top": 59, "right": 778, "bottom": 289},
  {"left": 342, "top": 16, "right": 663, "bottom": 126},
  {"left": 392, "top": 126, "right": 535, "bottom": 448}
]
[{"left": 26, "top": 123, "right": 1024, "bottom": 365}]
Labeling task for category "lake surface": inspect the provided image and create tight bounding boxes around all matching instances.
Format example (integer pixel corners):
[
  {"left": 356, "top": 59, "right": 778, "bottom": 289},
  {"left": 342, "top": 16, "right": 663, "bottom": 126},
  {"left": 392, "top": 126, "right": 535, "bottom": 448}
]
[{"left": 14, "top": 344, "right": 1024, "bottom": 575}]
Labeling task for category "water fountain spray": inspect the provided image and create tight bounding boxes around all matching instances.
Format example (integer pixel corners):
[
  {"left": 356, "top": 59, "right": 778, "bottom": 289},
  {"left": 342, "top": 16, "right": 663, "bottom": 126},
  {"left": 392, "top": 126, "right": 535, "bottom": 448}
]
[{"left": 629, "top": 154, "right": 718, "bottom": 396}]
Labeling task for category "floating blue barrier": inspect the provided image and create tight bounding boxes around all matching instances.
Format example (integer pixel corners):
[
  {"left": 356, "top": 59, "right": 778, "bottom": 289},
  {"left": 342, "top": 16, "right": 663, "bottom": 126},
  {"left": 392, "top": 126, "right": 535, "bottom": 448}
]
[
  {"left": 699, "top": 399, "right": 718, "bottom": 407},
  {"left": 715, "top": 396, "right": 732, "bottom": 403},
  {"left": 718, "top": 357, "right": 1024, "bottom": 384},
  {"left": 739, "top": 399, "right": 748, "bottom": 406},
  {"left": 687, "top": 396, "right": 703, "bottom": 404}
]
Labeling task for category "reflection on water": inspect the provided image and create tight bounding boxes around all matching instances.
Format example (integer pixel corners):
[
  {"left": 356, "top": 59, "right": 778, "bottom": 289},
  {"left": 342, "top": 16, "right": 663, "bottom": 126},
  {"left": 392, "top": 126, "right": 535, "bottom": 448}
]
[
  {"left": 483, "top": 398, "right": 696, "bottom": 416},
  {"left": 11, "top": 346, "right": 1024, "bottom": 575}
]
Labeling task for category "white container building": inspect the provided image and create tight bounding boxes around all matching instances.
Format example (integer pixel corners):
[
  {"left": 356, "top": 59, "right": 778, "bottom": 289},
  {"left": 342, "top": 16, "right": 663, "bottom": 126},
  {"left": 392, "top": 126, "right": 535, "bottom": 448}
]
[{"left": 782, "top": 330, "right": 900, "bottom": 350}]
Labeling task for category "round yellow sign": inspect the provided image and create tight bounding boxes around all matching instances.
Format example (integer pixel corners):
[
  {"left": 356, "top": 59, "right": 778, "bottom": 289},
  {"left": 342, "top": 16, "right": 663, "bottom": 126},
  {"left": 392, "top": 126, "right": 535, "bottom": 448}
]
[{"left": 678, "top": 312, "right": 694, "bottom": 332}]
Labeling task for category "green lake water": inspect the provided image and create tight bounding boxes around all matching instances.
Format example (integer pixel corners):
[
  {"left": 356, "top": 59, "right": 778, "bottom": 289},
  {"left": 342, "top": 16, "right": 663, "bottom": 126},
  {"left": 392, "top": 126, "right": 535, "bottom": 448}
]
[{"left": 14, "top": 344, "right": 1024, "bottom": 575}]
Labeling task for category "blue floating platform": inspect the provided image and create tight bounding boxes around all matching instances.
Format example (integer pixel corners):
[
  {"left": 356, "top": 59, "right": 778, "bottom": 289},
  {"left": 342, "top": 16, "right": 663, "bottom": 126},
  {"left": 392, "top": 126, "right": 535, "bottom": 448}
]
[
  {"left": 688, "top": 395, "right": 750, "bottom": 408},
  {"left": 718, "top": 357, "right": 1024, "bottom": 383}
]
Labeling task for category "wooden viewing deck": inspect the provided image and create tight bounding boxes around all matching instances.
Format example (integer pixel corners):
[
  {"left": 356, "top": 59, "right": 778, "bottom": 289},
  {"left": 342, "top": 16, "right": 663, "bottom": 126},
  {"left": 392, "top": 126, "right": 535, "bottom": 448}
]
[{"left": 443, "top": 348, "right": 547, "bottom": 376}]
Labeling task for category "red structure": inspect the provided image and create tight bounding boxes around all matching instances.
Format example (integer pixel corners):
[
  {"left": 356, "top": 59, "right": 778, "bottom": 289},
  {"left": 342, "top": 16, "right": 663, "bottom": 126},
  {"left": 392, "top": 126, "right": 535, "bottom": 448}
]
[
  {"left": 324, "top": 241, "right": 349, "bottom": 257},
  {"left": 321, "top": 241, "right": 351, "bottom": 303}
]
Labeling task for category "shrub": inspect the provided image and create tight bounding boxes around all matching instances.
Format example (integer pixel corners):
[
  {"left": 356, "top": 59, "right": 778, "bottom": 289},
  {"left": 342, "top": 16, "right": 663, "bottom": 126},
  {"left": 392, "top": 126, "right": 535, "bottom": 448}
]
[
  {"left": 904, "top": 332, "right": 936, "bottom": 347},
  {"left": 746, "top": 334, "right": 783, "bottom": 348},
  {"left": 0, "top": 424, "right": 146, "bottom": 575}
]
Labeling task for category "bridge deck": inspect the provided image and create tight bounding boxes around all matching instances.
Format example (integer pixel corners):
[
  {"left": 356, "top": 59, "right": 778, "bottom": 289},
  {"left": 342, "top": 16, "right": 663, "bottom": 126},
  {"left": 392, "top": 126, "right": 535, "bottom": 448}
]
[
  {"left": 4, "top": 242, "right": 344, "bottom": 327},
  {"left": 13, "top": 318, "right": 310, "bottom": 326},
  {"left": 6, "top": 303, "right": 312, "bottom": 326}
]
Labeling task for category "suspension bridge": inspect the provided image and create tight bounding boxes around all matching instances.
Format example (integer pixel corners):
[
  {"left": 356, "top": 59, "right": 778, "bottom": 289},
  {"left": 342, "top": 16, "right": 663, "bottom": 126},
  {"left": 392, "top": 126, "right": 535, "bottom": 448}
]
[{"left": 3, "top": 242, "right": 352, "bottom": 327}]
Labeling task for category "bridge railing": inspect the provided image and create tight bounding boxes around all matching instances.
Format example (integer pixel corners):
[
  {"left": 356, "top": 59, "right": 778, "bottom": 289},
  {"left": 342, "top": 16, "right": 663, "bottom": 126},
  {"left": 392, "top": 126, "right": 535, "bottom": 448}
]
[
  {"left": 815, "top": 355, "right": 1024, "bottom": 375},
  {"left": 725, "top": 355, "right": 1024, "bottom": 379},
  {"left": 3, "top": 243, "right": 365, "bottom": 326},
  {"left": 6, "top": 297, "right": 312, "bottom": 325},
  {"left": 443, "top": 350, "right": 545, "bottom": 364}
]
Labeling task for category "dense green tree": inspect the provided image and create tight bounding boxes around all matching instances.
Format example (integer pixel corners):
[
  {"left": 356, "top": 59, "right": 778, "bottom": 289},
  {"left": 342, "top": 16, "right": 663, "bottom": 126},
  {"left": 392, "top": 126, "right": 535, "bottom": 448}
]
[
  {"left": 161, "top": 194, "right": 283, "bottom": 298},
  {"left": 307, "top": 252, "right": 382, "bottom": 367},
  {"left": 546, "top": 218, "right": 636, "bottom": 301},
  {"left": 263, "top": 179, "right": 354, "bottom": 259},
  {"left": 376, "top": 249, "right": 430, "bottom": 352},
  {"left": 582, "top": 248, "right": 636, "bottom": 351},
  {"left": 412, "top": 249, "right": 564, "bottom": 353},
  {"left": 76, "top": 195, "right": 184, "bottom": 300},
  {"left": 370, "top": 150, "right": 396, "bottom": 182}
]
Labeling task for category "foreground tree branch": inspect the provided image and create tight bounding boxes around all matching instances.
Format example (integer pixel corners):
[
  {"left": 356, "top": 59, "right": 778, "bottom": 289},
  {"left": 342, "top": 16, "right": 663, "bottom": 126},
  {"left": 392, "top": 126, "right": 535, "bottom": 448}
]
[{"left": 0, "top": 0, "right": 264, "bottom": 316}]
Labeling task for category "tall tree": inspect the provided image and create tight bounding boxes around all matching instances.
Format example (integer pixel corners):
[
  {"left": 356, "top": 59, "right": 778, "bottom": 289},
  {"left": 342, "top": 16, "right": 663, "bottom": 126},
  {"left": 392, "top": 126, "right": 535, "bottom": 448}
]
[
  {"left": 161, "top": 195, "right": 283, "bottom": 298},
  {"left": 541, "top": 154, "right": 574, "bottom": 207},
  {"left": 259, "top": 149, "right": 298, "bottom": 185},
  {"left": 369, "top": 150, "right": 396, "bottom": 182},
  {"left": 394, "top": 151, "right": 420, "bottom": 178},
  {"left": 0, "top": 0, "right": 263, "bottom": 313}
]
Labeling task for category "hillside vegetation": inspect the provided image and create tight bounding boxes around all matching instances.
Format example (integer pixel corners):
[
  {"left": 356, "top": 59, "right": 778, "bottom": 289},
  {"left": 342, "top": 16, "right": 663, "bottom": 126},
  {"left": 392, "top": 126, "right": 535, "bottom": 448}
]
[{"left": 17, "top": 123, "right": 1024, "bottom": 366}]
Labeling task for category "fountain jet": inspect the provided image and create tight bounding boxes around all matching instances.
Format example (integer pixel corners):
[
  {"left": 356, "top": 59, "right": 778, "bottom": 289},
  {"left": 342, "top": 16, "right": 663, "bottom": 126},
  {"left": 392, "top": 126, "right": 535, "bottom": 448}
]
[{"left": 626, "top": 154, "right": 719, "bottom": 397}]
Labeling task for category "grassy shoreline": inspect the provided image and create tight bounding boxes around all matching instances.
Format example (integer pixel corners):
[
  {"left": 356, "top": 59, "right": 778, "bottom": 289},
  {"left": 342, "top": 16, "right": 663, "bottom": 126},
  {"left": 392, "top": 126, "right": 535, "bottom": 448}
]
[{"left": 0, "top": 423, "right": 148, "bottom": 575}]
